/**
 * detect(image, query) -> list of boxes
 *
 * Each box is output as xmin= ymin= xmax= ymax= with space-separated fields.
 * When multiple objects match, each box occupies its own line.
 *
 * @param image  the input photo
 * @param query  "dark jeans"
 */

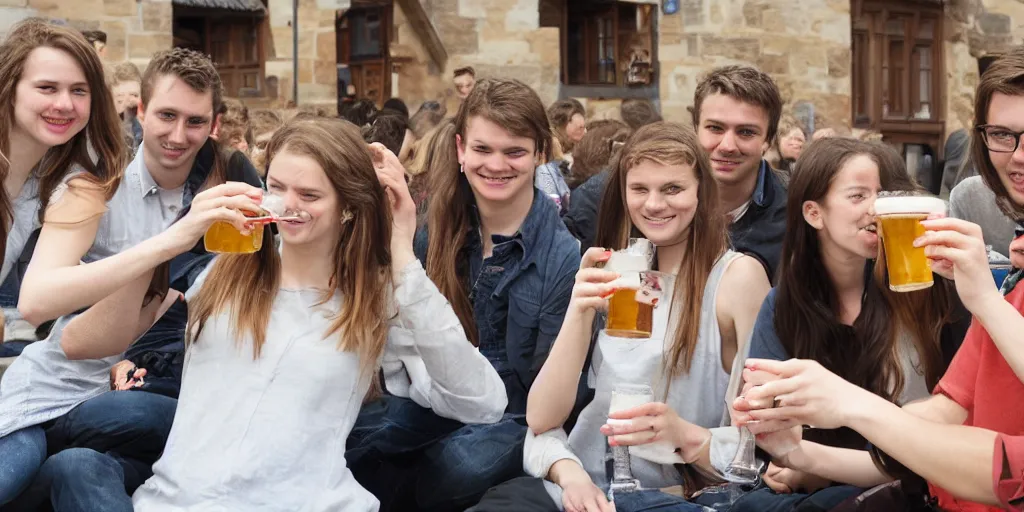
xmin=346 ymin=395 xmax=528 ymax=512
xmin=728 ymin=485 xmax=863 ymax=512
xmin=0 ymin=390 xmax=176 ymax=510
xmin=615 ymin=490 xmax=715 ymax=512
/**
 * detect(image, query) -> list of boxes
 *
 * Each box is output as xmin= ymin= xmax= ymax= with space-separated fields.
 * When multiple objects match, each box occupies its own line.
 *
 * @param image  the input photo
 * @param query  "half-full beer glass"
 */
xmin=204 ymin=194 xmax=306 ymax=254
xmin=875 ymin=191 xmax=946 ymax=292
xmin=605 ymin=239 xmax=666 ymax=338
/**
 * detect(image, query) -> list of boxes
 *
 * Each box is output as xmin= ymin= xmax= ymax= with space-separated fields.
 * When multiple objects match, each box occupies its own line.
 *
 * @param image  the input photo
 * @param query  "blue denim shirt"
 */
xmin=415 ymin=190 xmax=581 ymax=414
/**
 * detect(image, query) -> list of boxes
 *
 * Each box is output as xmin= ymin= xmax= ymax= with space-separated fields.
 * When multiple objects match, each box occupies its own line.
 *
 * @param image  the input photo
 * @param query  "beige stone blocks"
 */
xmin=128 ymin=33 xmax=172 ymax=59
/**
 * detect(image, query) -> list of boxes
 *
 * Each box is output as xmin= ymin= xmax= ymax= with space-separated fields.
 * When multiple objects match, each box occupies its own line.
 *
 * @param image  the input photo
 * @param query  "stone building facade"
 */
xmin=1 ymin=0 xmax=1023 ymax=152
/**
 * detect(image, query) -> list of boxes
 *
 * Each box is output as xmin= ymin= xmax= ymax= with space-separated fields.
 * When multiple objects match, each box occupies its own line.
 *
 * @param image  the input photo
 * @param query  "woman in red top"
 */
xmin=731 ymin=46 xmax=1024 ymax=512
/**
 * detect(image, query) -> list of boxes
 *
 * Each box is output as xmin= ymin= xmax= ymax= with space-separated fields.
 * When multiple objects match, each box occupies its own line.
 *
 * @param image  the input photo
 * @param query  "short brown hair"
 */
xmin=110 ymin=61 xmax=141 ymax=86
xmin=81 ymin=30 xmax=106 ymax=45
xmin=620 ymin=98 xmax=662 ymax=129
xmin=972 ymin=46 xmax=1024 ymax=219
xmin=219 ymin=98 xmax=252 ymax=146
xmin=363 ymin=111 xmax=408 ymax=155
xmin=569 ymin=119 xmax=631 ymax=188
xmin=142 ymin=47 xmax=223 ymax=115
xmin=692 ymin=65 xmax=783 ymax=144
xmin=250 ymin=109 xmax=284 ymax=140
xmin=453 ymin=66 xmax=475 ymax=79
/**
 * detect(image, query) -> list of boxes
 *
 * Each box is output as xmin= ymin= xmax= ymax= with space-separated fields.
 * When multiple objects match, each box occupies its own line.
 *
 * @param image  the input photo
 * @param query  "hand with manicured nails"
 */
xmin=916 ymin=216 xmax=1001 ymax=313
xmin=600 ymin=402 xmax=709 ymax=463
xmin=568 ymin=247 xmax=620 ymax=315
xmin=162 ymin=182 xmax=263 ymax=256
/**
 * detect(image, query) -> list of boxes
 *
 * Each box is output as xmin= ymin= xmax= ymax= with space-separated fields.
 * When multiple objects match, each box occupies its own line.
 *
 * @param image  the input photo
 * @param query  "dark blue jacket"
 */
xmin=414 ymin=190 xmax=581 ymax=414
xmin=730 ymin=161 xmax=787 ymax=282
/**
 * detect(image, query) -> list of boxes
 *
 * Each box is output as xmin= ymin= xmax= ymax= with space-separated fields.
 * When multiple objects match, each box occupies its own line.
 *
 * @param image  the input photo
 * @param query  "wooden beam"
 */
xmin=394 ymin=0 xmax=448 ymax=70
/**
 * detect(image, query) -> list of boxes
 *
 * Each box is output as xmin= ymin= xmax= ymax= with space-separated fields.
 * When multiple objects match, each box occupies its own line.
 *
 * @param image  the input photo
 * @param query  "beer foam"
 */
xmin=874 ymin=195 xmax=946 ymax=216
xmin=606 ymin=252 xmax=649 ymax=274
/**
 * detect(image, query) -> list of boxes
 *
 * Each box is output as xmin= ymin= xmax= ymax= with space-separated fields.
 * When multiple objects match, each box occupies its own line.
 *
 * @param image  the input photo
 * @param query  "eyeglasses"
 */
xmin=976 ymin=124 xmax=1024 ymax=153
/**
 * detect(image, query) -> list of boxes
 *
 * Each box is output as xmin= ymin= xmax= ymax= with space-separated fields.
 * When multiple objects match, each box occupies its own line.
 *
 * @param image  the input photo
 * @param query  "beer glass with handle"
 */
xmin=874 ymin=191 xmax=946 ymax=292
xmin=605 ymin=239 xmax=656 ymax=338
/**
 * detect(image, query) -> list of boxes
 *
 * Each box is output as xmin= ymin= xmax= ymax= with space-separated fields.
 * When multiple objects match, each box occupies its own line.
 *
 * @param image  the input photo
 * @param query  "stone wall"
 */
xmin=263 ymin=0 xmax=339 ymax=108
xmin=0 ymin=0 xmax=173 ymax=70
xmin=656 ymin=0 xmax=852 ymax=131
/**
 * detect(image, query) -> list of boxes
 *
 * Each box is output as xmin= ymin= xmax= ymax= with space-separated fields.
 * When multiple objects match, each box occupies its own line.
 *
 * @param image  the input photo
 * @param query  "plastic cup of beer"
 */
xmin=875 ymin=191 xmax=946 ymax=292
xmin=604 ymin=239 xmax=671 ymax=338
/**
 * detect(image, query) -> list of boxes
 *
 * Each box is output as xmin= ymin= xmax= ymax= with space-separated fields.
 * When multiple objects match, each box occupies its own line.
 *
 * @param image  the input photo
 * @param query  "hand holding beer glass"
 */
xmin=204 ymin=193 xmax=311 ymax=254
xmin=875 ymin=191 xmax=946 ymax=292
xmin=604 ymin=239 xmax=671 ymax=338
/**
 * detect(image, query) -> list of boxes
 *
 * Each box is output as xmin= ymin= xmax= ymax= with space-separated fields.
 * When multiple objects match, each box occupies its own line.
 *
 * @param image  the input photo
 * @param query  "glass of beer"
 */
xmin=875 ymin=191 xmax=946 ymax=292
xmin=204 ymin=194 xmax=306 ymax=254
xmin=605 ymin=239 xmax=671 ymax=338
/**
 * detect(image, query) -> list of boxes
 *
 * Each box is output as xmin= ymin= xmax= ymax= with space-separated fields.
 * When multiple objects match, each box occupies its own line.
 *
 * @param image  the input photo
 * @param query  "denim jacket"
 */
xmin=415 ymin=190 xmax=581 ymax=414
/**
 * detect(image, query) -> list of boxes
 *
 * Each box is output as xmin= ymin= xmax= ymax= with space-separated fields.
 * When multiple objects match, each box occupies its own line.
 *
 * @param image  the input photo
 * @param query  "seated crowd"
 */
xmin=0 ymin=17 xmax=1021 ymax=512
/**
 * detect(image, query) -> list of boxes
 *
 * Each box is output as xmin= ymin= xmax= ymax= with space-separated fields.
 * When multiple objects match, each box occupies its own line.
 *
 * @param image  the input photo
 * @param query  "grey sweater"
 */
xmin=948 ymin=176 xmax=1017 ymax=256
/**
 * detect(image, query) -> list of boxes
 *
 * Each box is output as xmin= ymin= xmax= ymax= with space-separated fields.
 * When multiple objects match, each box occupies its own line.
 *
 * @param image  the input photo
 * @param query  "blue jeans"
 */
xmin=347 ymin=395 xmax=527 ymax=512
xmin=0 ymin=390 xmax=176 ymax=509
xmin=614 ymin=490 xmax=714 ymax=512
xmin=728 ymin=485 xmax=863 ymax=512
xmin=4 ymin=448 xmax=133 ymax=512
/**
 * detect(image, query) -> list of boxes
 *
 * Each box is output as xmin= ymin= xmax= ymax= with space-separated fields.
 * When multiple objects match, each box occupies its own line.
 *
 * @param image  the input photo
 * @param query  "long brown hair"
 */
xmin=776 ymin=138 xmax=952 ymax=413
xmin=0 ymin=19 xmax=126 ymax=258
xmin=595 ymin=122 xmax=728 ymax=377
xmin=188 ymin=118 xmax=393 ymax=378
xmin=971 ymin=46 xmax=1024 ymax=219
xmin=547 ymin=99 xmax=586 ymax=154
xmin=425 ymin=78 xmax=552 ymax=346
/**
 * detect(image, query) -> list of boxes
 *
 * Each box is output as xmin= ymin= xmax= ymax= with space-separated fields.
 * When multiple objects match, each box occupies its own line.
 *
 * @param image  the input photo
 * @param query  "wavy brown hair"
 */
xmin=188 ymin=118 xmax=393 ymax=378
xmin=0 ymin=19 xmax=126 ymax=260
xmin=568 ymin=119 xmax=632 ymax=188
xmin=595 ymin=122 xmax=728 ymax=377
xmin=971 ymin=46 xmax=1024 ymax=219
xmin=776 ymin=138 xmax=955 ymax=447
xmin=425 ymin=78 xmax=552 ymax=346
xmin=547 ymin=99 xmax=586 ymax=154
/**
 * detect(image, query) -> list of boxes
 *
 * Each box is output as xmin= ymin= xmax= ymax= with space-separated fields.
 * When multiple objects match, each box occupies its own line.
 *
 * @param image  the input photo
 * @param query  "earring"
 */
xmin=341 ymin=210 xmax=354 ymax=224
xmin=459 ymin=165 xmax=465 ymax=174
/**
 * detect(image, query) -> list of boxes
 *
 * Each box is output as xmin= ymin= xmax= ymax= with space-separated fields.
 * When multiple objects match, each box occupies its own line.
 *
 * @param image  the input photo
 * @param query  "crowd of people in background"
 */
xmin=0 ymin=16 xmax=1022 ymax=512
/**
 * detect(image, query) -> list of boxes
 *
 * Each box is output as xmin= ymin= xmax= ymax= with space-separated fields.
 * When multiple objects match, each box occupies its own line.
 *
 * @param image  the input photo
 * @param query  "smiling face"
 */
xmin=456 ymin=115 xmax=539 ymax=207
xmin=779 ymin=127 xmax=806 ymax=160
xmin=804 ymin=154 xmax=881 ymax=261
xmin=697 ymin=93 xmax=770 ymax=188
xmin=984 ymin=92 xmax=1024 ymax=207
xmin=138 ymin=74 xmax=215 ymax=176
xmin=12 ymin=47 xmax=92 ymax=151
xmin=624 ymin=160 xmax=700 ymax=248
xmin=265 ymin=148 xmax=340 ymax=251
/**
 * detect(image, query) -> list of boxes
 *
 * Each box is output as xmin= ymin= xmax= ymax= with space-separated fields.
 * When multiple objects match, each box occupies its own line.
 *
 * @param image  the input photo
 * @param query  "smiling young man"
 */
xmin=693 ymin=65 xmax=787 ymax=281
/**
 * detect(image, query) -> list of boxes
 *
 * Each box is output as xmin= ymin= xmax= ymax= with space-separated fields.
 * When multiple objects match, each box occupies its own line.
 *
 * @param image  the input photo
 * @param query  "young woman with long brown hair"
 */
xmin=726 ymin=138 xmax=969 ymax=512
xmin=736 ymin=46 xmax=1024 ymax=512
xmin=129 ymin=117 xmax=504 ymax=510
xmin=510 ymin=121 xmax=770 ymax=512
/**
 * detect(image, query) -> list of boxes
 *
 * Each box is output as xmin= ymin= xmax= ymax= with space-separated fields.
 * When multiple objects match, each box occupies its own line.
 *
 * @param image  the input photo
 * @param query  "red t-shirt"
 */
xmin=994 ymin=434 xmax=1024 ymax=511
xmin=930 ymin=284 xmax=1024 ymax=511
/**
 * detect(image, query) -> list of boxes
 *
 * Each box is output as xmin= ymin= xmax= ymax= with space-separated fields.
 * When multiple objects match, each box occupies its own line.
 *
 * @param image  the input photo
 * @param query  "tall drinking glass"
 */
xmin=607 ymin=383 xmax=653 ymax=498
xmin=875 ymin=191 xmax=946 ymax=292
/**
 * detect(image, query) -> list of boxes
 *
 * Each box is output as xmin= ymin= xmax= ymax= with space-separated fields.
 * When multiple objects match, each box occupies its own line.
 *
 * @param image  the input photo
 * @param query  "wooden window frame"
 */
xmin=172 ymin=8 xmax=268 ymax=99
xmin=851 ymin=0 xmax=944 ymax=139
xmin=561 ymin=1 xmax=654 ymax=88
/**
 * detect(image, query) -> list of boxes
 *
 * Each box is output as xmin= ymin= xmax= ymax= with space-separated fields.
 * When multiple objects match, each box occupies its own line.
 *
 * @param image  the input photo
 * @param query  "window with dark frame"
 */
xmin=851 ymin=0 xmax=943 ymax=128
xmin=563 ymin=0 xmax=654 ymax=87
xmin=172 ymin=11 xmax=267 ymax=98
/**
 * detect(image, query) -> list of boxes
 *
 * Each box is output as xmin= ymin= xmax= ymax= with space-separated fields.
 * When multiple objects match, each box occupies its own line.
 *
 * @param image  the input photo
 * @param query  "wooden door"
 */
xmin=336 ymin=3 xmax=391 ymax=107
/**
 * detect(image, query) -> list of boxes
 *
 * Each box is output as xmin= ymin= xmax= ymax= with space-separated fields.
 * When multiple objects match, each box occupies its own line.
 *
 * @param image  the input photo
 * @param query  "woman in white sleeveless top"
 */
xmin=130 ymin=118 xmax=506 ymax=511
xmin=519 ymin=122 xmax=771 ymax=511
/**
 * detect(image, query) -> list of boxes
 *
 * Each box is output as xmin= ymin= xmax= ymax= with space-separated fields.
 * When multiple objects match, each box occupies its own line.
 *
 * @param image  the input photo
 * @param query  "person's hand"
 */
xmin=731 ymin=369 xmax=802 ymax=459
xmin=762 ymin=463 xmax=829 ymax=494
xmin=370 ymin=143 xmax=417 ymax=264
xmin=109 ymin=360 xmax=146 ymax=391
xmin=916 ymin=216 xmax=1002 ymax=312
xmin=736 ymin=359 xmax=881 ymax=430
xmin=568 ymin=247 xmax=619 ymax=315
xmin=601 ymin=402 xmax=709 ymax=463
xmin=561 ymin=477 xmax=615 ymax=512
xmin=162 ymin=182 xmax=263 ymax=256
